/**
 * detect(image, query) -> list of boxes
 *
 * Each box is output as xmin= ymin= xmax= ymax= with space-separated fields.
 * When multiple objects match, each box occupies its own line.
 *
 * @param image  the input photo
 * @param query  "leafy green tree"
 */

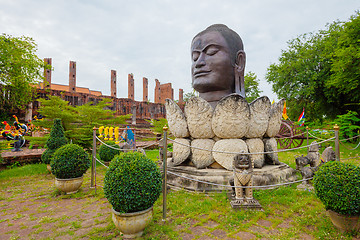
xmin=183 ymin=90 xmax=197 ymax=102
xmin=0 ymin=34 xmax=49 ymax=113
xmin=34 ymin=96 xmax=130 ymax=149
xmin=244 ymin=71 xmax=262 ymax=102
xmin=266 ymin=11 xmax=360 ymax=122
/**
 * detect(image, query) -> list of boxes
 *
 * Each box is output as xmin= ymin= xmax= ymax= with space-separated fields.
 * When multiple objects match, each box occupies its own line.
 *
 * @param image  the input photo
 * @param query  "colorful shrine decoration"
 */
xmin=1 ymin=115 xmax=28 ymax=151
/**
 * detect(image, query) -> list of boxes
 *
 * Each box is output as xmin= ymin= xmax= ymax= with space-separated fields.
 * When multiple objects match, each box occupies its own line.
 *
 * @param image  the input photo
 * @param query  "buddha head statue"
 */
xmin=191 ymin=24 xmax=246 ymax=107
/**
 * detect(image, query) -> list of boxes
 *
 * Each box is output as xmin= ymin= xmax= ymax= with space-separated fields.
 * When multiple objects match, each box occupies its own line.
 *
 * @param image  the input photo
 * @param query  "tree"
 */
xmin=183 ymin=90 xmax=197 ymax=102
xmin=244 ymin=71 xmax=262 ymax=102
xmin=266 ymin=11 xmax=360 ymax=122
xmin=0 ymin=34 xmax=49 ymax=113
xmin=34 ymin=96 xmax=130 ymax=149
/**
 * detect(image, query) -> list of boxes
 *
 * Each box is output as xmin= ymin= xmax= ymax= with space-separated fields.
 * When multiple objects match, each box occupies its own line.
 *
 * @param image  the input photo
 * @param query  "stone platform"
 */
xmin=166 ymin=162 xmax=297 ymax=192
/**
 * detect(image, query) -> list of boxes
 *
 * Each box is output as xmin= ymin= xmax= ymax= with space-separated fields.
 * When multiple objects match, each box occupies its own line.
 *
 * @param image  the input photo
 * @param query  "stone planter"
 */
xmin=112 ymin=206 xmax=153 ymax=238
xmin=55 ymin=176 xmax=83 ymax=194
xmin=328 ymin=210 xmax=360 ymax=233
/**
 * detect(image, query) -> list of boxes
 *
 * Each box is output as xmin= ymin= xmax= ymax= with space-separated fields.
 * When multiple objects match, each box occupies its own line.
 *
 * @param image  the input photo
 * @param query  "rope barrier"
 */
xmin=167 ymin=137 xmax=335 ymax=155
xmin=95 ymin=157 xmax=109 ymax=168
xmin=307 ymin=131 xmax=334 ymax=141
xmin=167 ymin=170 xmax=313 ymax=189
xmin=339 ymin=134 xmax=360 ymax=142
xmin=96 ymin=136 xmax=134 ymax=151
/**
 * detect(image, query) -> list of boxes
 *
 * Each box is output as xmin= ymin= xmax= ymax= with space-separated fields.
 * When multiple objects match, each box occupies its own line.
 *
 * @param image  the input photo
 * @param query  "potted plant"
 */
xmin=51 ymin=143 xmax=91 ymax=194
xmin=104 ymin=151 xmax=162 ymax=238
xmin=99 ymin=141 xmax=121 ymax=164
xmin=41 ymin=118 xmax=68 ymax=172
xmin=313 ymin=161 xmax=360 ymax=232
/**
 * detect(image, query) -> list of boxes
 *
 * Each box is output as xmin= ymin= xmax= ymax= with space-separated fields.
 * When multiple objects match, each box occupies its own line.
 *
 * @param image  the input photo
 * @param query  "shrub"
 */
xmin=51 ymin=144 xmax=90 ymax=179
xmin=104 ymin=152 xmax=162 ymax=213
xmin=41 ymin=119 xmax=67 ymax=164
xmin=313 ymin=161 xmax=360 ymax=215
xmin=99 ymin=141 xmax=121 ymax=162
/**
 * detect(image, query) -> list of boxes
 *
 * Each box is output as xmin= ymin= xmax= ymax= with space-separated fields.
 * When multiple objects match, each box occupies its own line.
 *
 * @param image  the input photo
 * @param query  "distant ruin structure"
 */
xmin=31 ymin=58 xmax=182 ymax=122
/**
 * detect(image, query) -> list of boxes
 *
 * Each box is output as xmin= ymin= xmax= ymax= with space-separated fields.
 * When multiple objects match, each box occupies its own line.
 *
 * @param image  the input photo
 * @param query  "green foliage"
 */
xmin=0 ymin=163 xmax=47 ymax=180
xmin=244 ymin=71 xmax=262 ymax=102
xmin=266 ymin=11 xmax=360 ymax=122
xmin=98 ymin=141 xmax=121 ymax=162
xmin=104 ymin=151 xmax=162 ymax=213
xmin=34 ymin=96 xmax=130 ymax=149
xmin=313 ymin=161 xmax=360 ymax=215
xmin=183 ymin=90 xmax=197 ymax=102
xmin=50 ymin=144 xmax=90 ymax=179
xmin=332 ymin=111 xmax=360 ymax=141
xmin=41 ymin=119 xmax=68 ymax=164
xmin=147 ymin=118 xmax=168 ymax=134
xmin=0 ymin=34 xmax=50 ymax=112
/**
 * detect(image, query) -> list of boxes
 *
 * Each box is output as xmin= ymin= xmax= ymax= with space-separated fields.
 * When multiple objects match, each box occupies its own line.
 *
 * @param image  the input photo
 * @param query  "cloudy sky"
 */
xmin=1 ymin=0 xmax=359 ymax=102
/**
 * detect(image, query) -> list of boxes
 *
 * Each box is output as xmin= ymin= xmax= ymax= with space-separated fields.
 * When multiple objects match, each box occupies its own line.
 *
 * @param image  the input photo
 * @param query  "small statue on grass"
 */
xmin=229 ymin=154 xmax=262 ymax=210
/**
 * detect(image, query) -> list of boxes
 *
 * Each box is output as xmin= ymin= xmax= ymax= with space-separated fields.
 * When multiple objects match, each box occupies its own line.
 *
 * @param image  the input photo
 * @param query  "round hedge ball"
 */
xmin=99 ymin=141 xmax=121 ymax=162
xmin=51 ymin=143 xmax=91 ymax=179
xmin=104 ymin=151 xmax=162 ymax=213
xmin=313 ymin=161 xmax=360 ymax=215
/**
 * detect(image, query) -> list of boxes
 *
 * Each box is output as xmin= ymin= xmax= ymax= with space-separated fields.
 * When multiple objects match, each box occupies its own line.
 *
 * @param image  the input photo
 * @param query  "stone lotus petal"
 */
xmin=191 ymin=139 xmax=215 ymax=169
xmin=212 ymin=139 xmax=248 ymax=170
xmin=212 ymin=94 xmax=250 ymax=139
xmin=165 ymin=99 xmax=189 ymax=138
xmin=246 ymin=138 xmax=265 ymax=169
xmin=265 ymin=99 xmax=285 ymax=138
xmin=184 ymin=97 xmax=214 ymax=139
xmin=171 ymin=138 xmax=191 ymax=166
xmin=245 ymin=96 xmax=271 ymax=138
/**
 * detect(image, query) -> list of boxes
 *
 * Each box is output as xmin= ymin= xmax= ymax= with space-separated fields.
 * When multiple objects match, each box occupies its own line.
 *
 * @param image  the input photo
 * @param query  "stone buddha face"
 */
xmin=191 ymin=31 xmax=235 ymax=94
xmin=191 ymin=24 xmax=246 ymax=107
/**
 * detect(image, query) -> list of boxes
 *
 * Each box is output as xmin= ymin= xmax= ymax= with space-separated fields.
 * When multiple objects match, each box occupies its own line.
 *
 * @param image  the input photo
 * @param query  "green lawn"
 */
xmin=0 ymin=140 xmax=359 ymax=239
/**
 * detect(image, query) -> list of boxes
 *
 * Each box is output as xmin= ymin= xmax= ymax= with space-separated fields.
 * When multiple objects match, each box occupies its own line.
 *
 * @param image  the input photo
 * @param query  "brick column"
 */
xmin=128 ymin=73 xmax=134 ymax=100
xmin=160 ymin=83 xmax=173 ymax=104
xmin=154 ymin=79 xmax=161 ymax=103
xmin=179 ymin=88 xmax=184 ymax=104
xmin=69 ymin=61 xmax=76 ymax=93
xmin=143 ymin=77 xmax=148 ymax=102
xmin=43 ymin=58 xmax=52 ymax=89
xmin=111 ymin=70 xmax=117 ymax=98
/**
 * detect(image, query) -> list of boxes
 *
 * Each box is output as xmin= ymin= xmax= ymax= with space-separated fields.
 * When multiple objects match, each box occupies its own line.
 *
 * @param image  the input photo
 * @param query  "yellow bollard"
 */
xmin=114 ymin=127 xmax=120 ymax=144
xmin=109 ymin=127 xmax=114 ymax=141
xmin=98 ymin=126 xmax=104 ymax=138
xmin=104 ymin=127 xmax=109 ymax=140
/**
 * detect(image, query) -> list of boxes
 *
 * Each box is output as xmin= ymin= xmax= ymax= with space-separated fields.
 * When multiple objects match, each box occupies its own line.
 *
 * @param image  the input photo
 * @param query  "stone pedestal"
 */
xmin=166 ymin=162 xmax=297 ymax=192
xmin=229 ymin=197 xmax=262 ymax=210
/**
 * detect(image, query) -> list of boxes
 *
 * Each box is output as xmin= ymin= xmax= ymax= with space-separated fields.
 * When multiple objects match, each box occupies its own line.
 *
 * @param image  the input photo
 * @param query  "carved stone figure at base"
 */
xmin=229 ymin=154 xmax=262 ymax=210
xmin=231 ymin=154 xmax=253 ymax=200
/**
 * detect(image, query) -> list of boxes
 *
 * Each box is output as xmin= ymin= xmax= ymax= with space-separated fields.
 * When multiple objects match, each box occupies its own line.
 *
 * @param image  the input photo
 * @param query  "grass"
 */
xmin=0 ymin=139 xmax=359 ymax=239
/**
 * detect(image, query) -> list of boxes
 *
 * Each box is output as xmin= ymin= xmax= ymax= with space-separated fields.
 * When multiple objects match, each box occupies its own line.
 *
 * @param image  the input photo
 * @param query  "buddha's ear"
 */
xmin=235 ymin=50 xmax=246 ymax=72
xmin=234 ymin=50 xmax=246 ymax=97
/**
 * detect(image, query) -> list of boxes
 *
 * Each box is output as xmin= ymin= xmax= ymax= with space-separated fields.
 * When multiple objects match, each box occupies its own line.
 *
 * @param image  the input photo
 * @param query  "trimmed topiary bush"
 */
xmin=104 ymin=151 xmax=162 ymax=213
xmin=313 ymin=161 xmax=360 ymax=215
xmin=41 ymin=119 xmax=68 ymax=164
xmin=99 ymin=141 xmax=121 ymax=162
xmin=51 ymin=143 xmax=90 ymax=179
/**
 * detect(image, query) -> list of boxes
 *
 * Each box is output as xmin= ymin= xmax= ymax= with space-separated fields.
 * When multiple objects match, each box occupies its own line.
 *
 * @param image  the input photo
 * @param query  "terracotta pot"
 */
xmin=112 ymin=206 xmax=153 ymax=238
xmin=46 ymin=164 xmax=52 ymax=173
xmin=55 ymin=176 xmax=83 ymax=194
xmin=328 ymin=210 xmax=360 ymax=233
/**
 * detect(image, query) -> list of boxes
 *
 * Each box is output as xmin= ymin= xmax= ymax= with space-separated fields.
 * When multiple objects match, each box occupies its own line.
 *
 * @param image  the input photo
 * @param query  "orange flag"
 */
xmin=282 ymin=101 xmax=289 ymax=120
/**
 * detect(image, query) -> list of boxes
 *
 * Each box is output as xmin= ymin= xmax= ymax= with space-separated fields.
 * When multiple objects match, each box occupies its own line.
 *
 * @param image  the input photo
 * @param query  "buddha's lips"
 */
xmin=194 ymin=70 xmax=211 ymax=77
